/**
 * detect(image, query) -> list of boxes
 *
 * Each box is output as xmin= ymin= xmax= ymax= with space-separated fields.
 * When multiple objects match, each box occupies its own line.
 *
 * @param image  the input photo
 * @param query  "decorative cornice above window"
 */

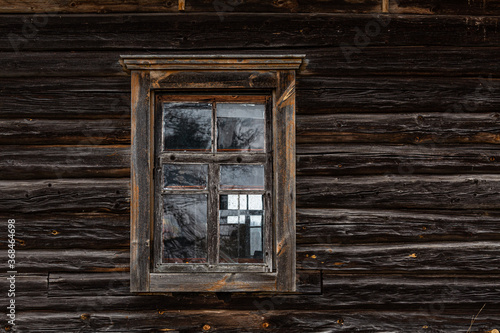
xmin=120 ymin=54 xmax=305 ymax=72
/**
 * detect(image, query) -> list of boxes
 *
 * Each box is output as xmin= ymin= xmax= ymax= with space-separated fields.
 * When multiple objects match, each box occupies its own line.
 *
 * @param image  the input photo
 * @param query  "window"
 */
xmin=155 ymin=94 xmax=272 ymax=273
xmin=121 ymin=55 xmax=304 ymax=292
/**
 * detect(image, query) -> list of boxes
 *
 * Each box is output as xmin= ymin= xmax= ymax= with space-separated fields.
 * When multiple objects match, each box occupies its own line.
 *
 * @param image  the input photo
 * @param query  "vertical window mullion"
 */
xmin=207 ymin=101 xmax=219 ymax=265
xmin=264 ymin=96 xmax=274 ymax=272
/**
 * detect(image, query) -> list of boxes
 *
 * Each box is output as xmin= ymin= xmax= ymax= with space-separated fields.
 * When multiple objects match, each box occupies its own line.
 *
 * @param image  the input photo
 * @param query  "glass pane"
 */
xmin=219 ymin=194 xmax=264 ymax=263
xmin=162 ymin=194 xmax=207 ymax=263
xmin=163 ymin=164 xmax=208 ymax=190
xmin=217 ymin=103 xmax=265 ymax=152
xmin=220 ymin=165 xmax=265 ymax=190
xmin=163 ymin=102 xmax=212 ymax=151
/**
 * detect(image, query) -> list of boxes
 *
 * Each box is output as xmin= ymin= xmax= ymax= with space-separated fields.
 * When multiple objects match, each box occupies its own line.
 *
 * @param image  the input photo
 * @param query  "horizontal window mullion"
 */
xmin=161 ymin=190 xmax=209 ymax=194
xmin=159 ymin=152 xmax=268 ymax=164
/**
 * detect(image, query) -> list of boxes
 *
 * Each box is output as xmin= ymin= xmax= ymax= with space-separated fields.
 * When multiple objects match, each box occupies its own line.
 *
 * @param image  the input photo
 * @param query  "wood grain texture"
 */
xmin=0 ymin=179 xmax=130 ymax=213
xmin=0 ymin=249 xmax=129 ymax=273
xmin=1 ymin=14 xmax=500 ymax=52
xmin=390 ymin=0 xmax=500 ymax=15
xmin=297 ymin=76 xmax=500 ymax=114
xmin=2 ymin=48 xmax=500 ymax=78
xmin=297 ymin=144 xmax=500 ymax=176
xmin=0 ymin=118 xmax=130 ymax=145
xmin=274 ymin=70 xmax=297 ymax=291
xmin=48 ymin=270 xmax=320 ymax=296
xmin=0 ymin=213 xmax=129 ymax=249
xmin=129 ymin=70 xmax=151 ymax=292
xmin=297 ymin=113 xmax=500 ymax=144
xmin=297 ymin=175 xmax=500 ymax=210
xmin=3 ymin=308 xmax=500 ymax=332
xmin=4 ymin=242 xmax=499 ymax=275
xmin=0 ymin=274 xmax=47 ymax=297
xmin=3 ymin=75 xmax=499 ymax=118
xmin=0 ymin=0 xmax=382 ymax=14
xmin=0 ymin=146 xmax=130 ymax=180
xmin=297 ymin=208 xmax=500 ymax=244
xmin=298 ymin=241 xmax=500 ymax=272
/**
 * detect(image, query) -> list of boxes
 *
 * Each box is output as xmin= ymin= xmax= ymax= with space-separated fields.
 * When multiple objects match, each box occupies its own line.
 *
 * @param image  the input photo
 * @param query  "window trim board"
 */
xmin=124 ymin=55 xmax=304 ymax=293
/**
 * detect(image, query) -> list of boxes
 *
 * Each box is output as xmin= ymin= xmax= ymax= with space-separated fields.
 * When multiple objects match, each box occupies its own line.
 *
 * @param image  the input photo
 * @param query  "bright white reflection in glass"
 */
xmin=219 ymin=194 xmax=264 ymax=263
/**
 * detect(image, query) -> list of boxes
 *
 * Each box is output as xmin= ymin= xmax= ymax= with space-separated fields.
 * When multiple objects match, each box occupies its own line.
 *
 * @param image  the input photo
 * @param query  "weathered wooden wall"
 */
xmin=0 ymin=0 xmax=500 ymax=331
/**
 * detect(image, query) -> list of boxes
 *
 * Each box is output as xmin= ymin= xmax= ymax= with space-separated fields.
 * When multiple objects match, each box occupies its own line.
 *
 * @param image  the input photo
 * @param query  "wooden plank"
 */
xmin=298 ymin=241 xmax=500 ymax=272
xmin=150 ymin=70 xmax=277 ymax=89
xmin=0 ymin=92 xmax=130 ymax=118
xmin=0 ymin=249 xmax=129 ymax=273
xmin=390 ymin=0 xmax=500 ymax=15
xmin=297 ymin=144 xmax=500 ymax=176
xmin=297 ymin=175 xmax=500 ymax=210
xmin=0 ymin=146 xmax=130 ymax=180
xmin=129 ymin=70 xmax=151 ymax=292
xmin=1 ymin=48 xmax=500 ymax=78
xmin=297 ymin=208 xmax=500 ymax=244
xmin=48 ymin=270 xmax=320 ymax=296
xmin=5 ymin=309 xmax=500 ymax=332
xmin=274 ymin=70 xmax=297 ymax=292
xmin=2 ymin=76 xmax=499 ymax=117
xmin=321 ymin=275 xmax=500 ymax=306
xmin=150 ymin=272 xmax=278 ymax=292
xmin=0 ymin=76 xmax=129 ymax=93
xmin=0 ymin=0 xmax=381 ymax=14
xmin=1 ymin=14 xmax=500 ymax=52
xmin=0 ymin=213 xmax=129 ymax=250
xmin=297 ymin=76 xmax=500 ymax=114
xmin=0 ymin=118 xmax=130 ymax=145
xmin=0 ymin=179 xmax=130 ymax=213
xmin=297 ymin=113 xmax=500 ymax=144
xmin=0 ymin=273 xmax=47 ymax=297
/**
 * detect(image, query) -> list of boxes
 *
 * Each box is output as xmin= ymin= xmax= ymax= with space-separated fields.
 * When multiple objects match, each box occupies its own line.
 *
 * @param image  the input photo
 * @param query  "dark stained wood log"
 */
xmin=1 ymin=14 xmax=500 ymax=52
xmin=0 ymin=146 xmax=130 ymax=180
xmin=298 ymin=241 xmax=500 ymax=272
xmin=0 ymin=76 xmax=129 ymax=93
xmin=48 ymin=270 xmax=320 ymax=297
xmin=2 ymin=48 xmax=500 ymax=78
xmin=0 ymin=118 xmax=130 ymax=145
xmin=297 ymin=175 xmax=500 ymax=210
xmin=390 ymin=0 xmax=500 ymax=15
xmin=3 ymin=308 xmax=500 ymax=332
xmin=1 ymin=207 xmax=498 ymax=251
xmin=4 ymin=242 xmax=499 ymax=274
xmin=297 ymin=113 xmax=500 ymax=144
xmin=0 ymin=76 xmax=130 ymax=118
xmin=297 ymin=76 xmax=500 ymax=114
xmin=321 ymin=275 xmax=500 ymax=307
xmin=1 ymin=76 xmax=499 ymax=117
xmin=297 ymin=144 xmax=500 ymax=176
xmin=0 ymin=249 xmax=129 ymax=273
xmin=0 ymin=0 xmax=381 ymax=14
xmin=0 ymin=274 xmax=47 ymax=297
xmin=297 ymin=208 xmax=500 ymax=244
xmin=0 ymin=179 xmax=129 ymax=213
xmin=0 ymin=92 xmax=131 ymax=118
xmin=0 ymin=213 xmax=129 ymax=250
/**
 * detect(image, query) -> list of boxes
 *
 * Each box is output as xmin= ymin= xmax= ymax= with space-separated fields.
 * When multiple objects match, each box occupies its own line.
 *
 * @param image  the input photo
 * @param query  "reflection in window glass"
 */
xmin=220 ymin=165 xmax=265 ymax=190
xmin=163 ymin=164 xmax=208 ymax=190
xmin=163 ymin=102 xmax=212 ymax=151
xmin=217 ymin=103 xmax=265 ymax=152
xmin=162 ymin=194 xmax=207 ymax=263
xmin=219 ymin=194 xmax=264 ymax=263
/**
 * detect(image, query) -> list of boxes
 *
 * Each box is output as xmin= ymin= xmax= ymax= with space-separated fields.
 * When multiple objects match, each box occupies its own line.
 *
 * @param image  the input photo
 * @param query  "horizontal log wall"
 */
xmin=0 ymin=1 xmax=499 ymax=332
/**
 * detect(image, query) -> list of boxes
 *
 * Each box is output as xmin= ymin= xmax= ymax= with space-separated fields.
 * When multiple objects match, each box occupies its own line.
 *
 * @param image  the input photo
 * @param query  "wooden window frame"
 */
xmin=153 ymin=94 xmax=273 ymax=274
xmin=121 ymin=55 xmax=304 ymax=292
